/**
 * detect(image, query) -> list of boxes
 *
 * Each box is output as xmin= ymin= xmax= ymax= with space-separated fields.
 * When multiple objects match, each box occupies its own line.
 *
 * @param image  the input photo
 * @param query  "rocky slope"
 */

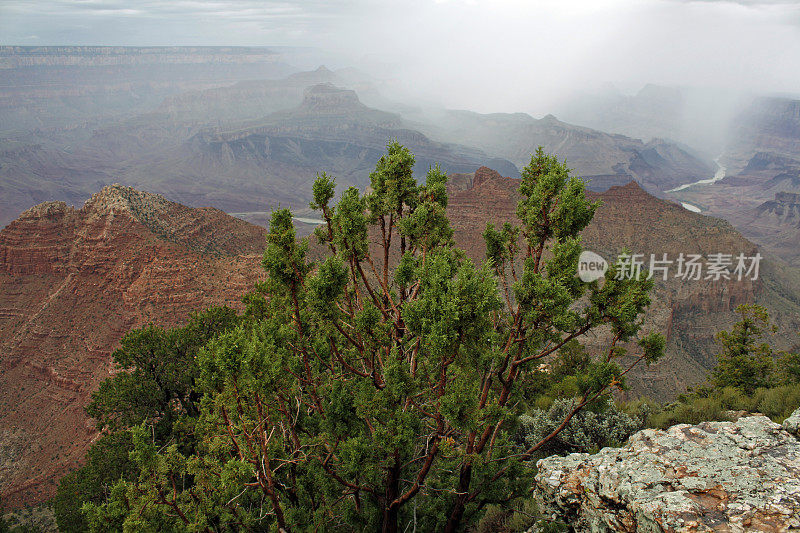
xmin=445 ymin=170 xmax=800 ymax=399
xmin=0 ymin=80 xmax=518 ymax=228
xmin=534 ymin=409 xmax=800 ymax=532
xmin=736 ymin=192 xmax=800 ymax=267
xmin=0 ymin=186 xmax=266 ymax=508
xmin=420 ymin=110 xmax=714 ymax=193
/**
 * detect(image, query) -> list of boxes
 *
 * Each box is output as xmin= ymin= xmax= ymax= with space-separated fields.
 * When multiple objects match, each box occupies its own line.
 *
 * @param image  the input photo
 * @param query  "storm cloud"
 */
xmin=2 ymin=0 xmax=799 ymax=114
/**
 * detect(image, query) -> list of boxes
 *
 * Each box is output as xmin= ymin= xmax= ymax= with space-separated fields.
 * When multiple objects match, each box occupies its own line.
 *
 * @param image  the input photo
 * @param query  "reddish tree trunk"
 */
xmin=442 ymin=463 xmax=472 ymax=533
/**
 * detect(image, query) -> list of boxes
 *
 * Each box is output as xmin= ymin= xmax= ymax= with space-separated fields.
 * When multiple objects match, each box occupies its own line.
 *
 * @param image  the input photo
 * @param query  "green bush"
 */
xmin=0 ymin=498 xmax=8 ymax=533
xmin=519 ymin=398 xmax=642 ymax=455
xmin=632 ymin=384 xmax=800 ymax=430
xmin=53 ymin=432 xmax=134 ymax=533
xmin=647 ymin=396 xmax=730 ymax=429
xmin=53 ymin=307 xmax=239 ymax=532
xmin=777 ymin=351 xmax=800 ymax=385
xmin=471 ymin=499 xmax=564 ymax=533
xmin=752 ymin=384 xmax=800 ymax=421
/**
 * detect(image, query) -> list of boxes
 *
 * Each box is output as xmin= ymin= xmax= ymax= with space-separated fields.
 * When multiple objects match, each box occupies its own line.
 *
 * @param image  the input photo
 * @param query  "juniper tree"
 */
xmin=87 ymin=143 xmax=663 ymax=532
xmin=58 ymin=307 xmax=240 ymax=533
xmin=86 ymin=306 xmax=240 ymax=434
xmin=711 ymin=304 xmax=776 ymax=394
xmin=0 ymin=497 xmax=8 ymax=533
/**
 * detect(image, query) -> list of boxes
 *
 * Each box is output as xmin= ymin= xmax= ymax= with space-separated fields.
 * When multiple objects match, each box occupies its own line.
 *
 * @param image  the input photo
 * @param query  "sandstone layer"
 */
xmin=0 ymin=186 xmax=266 ymax=508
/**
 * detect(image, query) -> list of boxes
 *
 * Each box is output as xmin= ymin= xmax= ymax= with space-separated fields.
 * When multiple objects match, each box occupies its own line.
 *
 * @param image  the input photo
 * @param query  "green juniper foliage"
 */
xmin=53 ymin=307 xmax=240 ymax=533
xmin=626 ymin=305 xmax=800 ymax=429
xmin=710 ymin=304 xmax=776 ymax=395
xmin=0 ymin=498 xmax=8 ymax=533
xmin=53 ymin=432 xmax=136 ymax=533
xmin=76 ymin=143 xmax=662 ymax=532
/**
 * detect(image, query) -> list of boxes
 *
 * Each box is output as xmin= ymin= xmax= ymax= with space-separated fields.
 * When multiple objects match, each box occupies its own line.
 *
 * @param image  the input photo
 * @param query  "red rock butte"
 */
xmin=0 ymin=185 xmax=266 ymax=508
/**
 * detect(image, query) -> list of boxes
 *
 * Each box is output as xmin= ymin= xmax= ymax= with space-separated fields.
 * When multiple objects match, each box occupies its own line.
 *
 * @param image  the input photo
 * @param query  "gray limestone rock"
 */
xmin=534 ymin=414 xmax=800 ymax=532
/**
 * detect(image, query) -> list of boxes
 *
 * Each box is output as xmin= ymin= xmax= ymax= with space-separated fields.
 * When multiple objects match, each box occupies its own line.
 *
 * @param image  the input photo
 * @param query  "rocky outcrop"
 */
xmin=472 ymin=166 xmax=503 ymax=188
xmin=740 ymin=152 xmax=800 ymax=176
xmin=157 ymin=66 xmax=355 ymax=122
xmin=184 ymin=85 xmax=518 ymax=198
xmin=534 ymin=411 xmax=800 ymax=532
xmin=755 ymin=192 xmax=800 ymax=228
xmin=445 ymin=166 xmax=503 ymax=193
xmin=299 ymin=83 xmax=365 ymax=114
xmin=0 ymin=186 xmax=266 ymax=508
xmin=784 ymin=409 xmax=800 ymax=439
xmin=724 ymin=191 xmax=800 ymax=267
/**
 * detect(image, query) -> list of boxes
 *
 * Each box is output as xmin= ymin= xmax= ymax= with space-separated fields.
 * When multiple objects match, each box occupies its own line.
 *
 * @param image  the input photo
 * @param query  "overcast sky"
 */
xmin=2 ymin=0 xmax=799 ymax=113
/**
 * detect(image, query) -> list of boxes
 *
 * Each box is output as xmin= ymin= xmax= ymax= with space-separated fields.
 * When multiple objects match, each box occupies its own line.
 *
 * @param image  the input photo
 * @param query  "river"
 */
xmin=667 ymin=156 xmax=726 ymax=213
xmin=668 ymin=156 xmax=726 ymax=193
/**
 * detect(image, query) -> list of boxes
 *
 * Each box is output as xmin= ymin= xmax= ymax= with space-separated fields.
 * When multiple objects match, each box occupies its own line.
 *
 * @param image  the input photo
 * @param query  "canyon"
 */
xmin=1 ymin=48 xmax=799 ymax=526
xmin=1 ymin=55 xmax=720 ymax=231
xmin=446 ymin=168 xmax=800 ymax=399
xmin=2 ymin=170 xmax=799 ymax=510
xmin=558 ymin=84 xmax=800 ymax=267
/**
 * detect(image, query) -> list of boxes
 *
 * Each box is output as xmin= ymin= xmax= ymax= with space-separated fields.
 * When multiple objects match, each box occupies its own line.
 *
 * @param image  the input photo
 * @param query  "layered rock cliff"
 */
xmin=418 ymin=109 xmax=715 ymax=192
xmin=727 ymin=97 xmax=800 ymax=172
xmin=0 ymin=186 xmax=266 ymax=508
xmin=445 ymin=171 xmax=800 ymax=399
xmin=758 ymin=192 xmax=800 ymax=225
xmin=735 ymin=192 xmax=800 ymax=267
xmin=534 ymin=409 xmax=800 ymax=532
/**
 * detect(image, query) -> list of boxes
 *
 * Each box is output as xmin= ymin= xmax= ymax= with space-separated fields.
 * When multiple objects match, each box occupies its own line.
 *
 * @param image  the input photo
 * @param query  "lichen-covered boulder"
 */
xmin=534 ymin=415 xmax=800 ymax=532
xmin=783 ymin=407 xmax=800 ymax=439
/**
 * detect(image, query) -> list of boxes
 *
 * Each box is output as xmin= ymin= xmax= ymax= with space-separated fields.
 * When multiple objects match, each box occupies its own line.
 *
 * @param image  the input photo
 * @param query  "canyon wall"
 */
xmin=0 ymin=186 xmax=266 ymax=508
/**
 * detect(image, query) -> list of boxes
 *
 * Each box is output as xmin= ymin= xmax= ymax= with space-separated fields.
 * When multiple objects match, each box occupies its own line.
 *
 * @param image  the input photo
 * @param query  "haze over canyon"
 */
xmin=2 ymin=2 xmax=800 ymax=529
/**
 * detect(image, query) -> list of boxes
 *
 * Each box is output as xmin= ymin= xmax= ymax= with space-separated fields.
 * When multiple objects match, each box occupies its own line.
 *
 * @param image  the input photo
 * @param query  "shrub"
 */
xmin=639 ymin=384 xmax=800 ymax=429
xmin=519 ymin=397 xmax=642 ymax=455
